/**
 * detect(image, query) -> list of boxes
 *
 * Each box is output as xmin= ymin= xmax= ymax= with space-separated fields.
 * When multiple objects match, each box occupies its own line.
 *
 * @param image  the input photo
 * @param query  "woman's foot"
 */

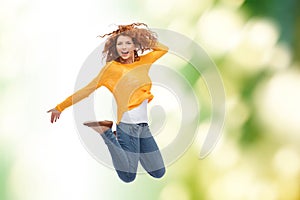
xmin=83 ymin=120 xmax=113 ymax=128
xmin=83 ymin=120 xmax=113 ymax=134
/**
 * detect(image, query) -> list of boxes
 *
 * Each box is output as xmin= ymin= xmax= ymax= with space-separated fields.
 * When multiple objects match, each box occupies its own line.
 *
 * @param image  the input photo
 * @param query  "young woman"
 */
xmin=47 ymin=23 xmax=169 ymax=183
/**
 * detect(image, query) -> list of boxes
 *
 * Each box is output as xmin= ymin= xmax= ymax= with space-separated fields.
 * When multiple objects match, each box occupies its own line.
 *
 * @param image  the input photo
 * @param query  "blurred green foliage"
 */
xmin=1 ymin=0 xmax=299 ymax=199
xmin=243 ymin=0 xmax=300 ymax=57
xmin=151 ymin=0 xmax=300 ymax=199
xmin=0 ymin=146 xmax=12 ymax=200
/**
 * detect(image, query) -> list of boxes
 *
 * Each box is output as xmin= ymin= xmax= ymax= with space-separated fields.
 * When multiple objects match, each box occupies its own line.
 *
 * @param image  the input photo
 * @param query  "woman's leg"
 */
xmin=139 ymin=125 xmax=165 ymax=178
xmin=114 ymin=123 xmax=140 ymax=182
xmin=92 ymin=123 xmax=140 ymax=183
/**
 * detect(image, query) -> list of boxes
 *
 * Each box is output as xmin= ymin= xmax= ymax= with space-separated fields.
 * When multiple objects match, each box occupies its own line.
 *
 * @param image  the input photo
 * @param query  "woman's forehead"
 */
xmin=116 ymin=35 xmax=133 ymax=42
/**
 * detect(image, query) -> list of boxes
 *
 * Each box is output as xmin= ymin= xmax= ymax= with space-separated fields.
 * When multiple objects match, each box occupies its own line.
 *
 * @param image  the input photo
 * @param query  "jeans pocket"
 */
xmin=117 ymin=122 xmax=131 ymax=135
xmin=118 ymin=122 xmax=140 ymax=137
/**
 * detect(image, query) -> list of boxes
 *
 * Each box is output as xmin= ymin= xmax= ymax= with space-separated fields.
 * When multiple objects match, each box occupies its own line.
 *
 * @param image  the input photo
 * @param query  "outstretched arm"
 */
xmin=47 ymin=64 xmax=108 ymax=123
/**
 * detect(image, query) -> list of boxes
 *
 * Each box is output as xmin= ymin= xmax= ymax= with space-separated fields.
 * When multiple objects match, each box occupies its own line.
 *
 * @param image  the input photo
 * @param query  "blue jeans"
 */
xmin=101 ymin=122 xmax=165 ymax=183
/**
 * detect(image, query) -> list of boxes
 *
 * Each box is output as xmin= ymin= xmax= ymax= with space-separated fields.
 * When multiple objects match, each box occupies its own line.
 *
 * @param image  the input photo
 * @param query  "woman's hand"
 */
xmin=47 ymin=108 xmax=61 ymax=123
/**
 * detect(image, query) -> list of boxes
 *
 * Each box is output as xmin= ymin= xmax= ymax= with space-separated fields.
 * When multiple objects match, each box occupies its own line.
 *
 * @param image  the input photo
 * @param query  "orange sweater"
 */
xmin=55 ymin=42 xmax=168 ymax=123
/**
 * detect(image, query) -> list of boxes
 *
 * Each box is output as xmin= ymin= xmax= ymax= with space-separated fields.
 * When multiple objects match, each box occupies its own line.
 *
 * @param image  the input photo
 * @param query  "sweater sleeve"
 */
xmin=55 ymin=66 xmax=107 ymax=112
xmin=143 ymin=41 xmax=169 ymax=63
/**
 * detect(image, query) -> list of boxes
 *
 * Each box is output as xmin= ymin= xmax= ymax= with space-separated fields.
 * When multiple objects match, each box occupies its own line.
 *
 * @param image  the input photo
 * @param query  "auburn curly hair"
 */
xmin=98 ymin=23 xmax=158 ymax=63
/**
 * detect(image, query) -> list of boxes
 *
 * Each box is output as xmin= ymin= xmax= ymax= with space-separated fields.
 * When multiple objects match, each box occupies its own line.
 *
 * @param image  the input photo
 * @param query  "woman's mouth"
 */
xmin=121 ymin=51 xmax=129 ymax=55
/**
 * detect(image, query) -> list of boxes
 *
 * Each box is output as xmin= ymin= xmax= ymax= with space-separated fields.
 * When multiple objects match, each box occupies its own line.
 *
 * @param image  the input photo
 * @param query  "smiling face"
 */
xmin=116 ymin=35 xmax=136 ymax=63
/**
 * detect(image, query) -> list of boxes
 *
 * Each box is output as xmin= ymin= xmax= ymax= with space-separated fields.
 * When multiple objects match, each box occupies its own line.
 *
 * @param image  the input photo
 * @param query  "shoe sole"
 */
xmin=83 ymin=120 xmax=113 ymax=128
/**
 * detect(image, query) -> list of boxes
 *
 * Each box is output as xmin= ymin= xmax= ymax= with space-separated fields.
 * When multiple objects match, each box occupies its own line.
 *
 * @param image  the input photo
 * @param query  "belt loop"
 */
xmin=137 ymin=123 xmax=148 ymax=127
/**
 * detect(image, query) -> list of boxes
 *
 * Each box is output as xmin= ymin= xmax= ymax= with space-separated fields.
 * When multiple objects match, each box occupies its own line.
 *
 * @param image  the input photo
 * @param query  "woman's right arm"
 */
xmin=47 ymin=65 xmax=108 ymax=123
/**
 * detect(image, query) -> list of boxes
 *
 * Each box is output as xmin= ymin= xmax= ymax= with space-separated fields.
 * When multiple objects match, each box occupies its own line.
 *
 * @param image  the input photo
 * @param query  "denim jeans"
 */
xmin=101 ymin=122 xmax=165 ymax=183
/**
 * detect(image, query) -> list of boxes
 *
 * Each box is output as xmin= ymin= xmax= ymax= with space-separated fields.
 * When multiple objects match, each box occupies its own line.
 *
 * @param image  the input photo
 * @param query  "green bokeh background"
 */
xmin=1 ymin=0 xmax=300 ymax=199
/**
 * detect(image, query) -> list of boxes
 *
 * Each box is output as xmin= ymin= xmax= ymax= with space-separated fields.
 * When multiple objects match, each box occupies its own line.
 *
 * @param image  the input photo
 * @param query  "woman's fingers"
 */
xmin=48 ymin=108 xmax=61 ymax=123
xmin=55 ymin=113 xmax=60 ymax=122
xmin=51 ymin=113 xmax=57 ymax=123
xmin=50 ymin=113 xmax=55 ymax=123
xmin=55 ymin=113 xmax=60 ymax=123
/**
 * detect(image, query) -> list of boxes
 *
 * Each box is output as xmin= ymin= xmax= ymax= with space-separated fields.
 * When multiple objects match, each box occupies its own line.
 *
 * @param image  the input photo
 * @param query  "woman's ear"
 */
xmin=135 ymin=42 xmax=141 ymax=50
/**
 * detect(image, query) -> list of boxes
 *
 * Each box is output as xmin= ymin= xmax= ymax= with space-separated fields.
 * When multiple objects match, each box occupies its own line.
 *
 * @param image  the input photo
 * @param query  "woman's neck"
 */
xmin=118 ymin=57 xmax=135 ymax=64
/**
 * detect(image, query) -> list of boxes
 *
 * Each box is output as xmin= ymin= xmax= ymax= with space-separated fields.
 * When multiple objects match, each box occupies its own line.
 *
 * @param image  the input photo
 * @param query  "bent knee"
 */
xmin=117 ymin=171 xmax=136 ymax=183
xmin=150 ymin=167 xmax=166 ymax=179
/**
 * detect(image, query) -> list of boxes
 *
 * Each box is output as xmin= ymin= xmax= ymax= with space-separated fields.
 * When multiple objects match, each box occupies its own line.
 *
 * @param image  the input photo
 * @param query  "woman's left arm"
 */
xmin=151 ymin=41 xmax=169 ymax=52
xmin=148 ymin=41 xmax=169 ymax=61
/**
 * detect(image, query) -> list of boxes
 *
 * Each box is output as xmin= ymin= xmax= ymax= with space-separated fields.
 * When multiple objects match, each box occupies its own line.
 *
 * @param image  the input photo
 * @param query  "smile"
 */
xmin=121 ymin=51 xmax=129 ymax=55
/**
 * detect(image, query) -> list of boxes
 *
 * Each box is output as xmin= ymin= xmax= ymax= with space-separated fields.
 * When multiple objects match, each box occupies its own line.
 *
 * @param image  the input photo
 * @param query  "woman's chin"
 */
xmin=120 ymin=56 xmax=132 ymax=61
xmin=121 ymin=56 xmax=129 ymax=60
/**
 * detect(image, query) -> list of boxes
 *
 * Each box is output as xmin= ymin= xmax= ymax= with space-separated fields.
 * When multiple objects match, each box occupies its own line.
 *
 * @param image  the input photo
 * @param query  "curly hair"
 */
xmin=98 ymin=23 xmax=158 ymax=63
